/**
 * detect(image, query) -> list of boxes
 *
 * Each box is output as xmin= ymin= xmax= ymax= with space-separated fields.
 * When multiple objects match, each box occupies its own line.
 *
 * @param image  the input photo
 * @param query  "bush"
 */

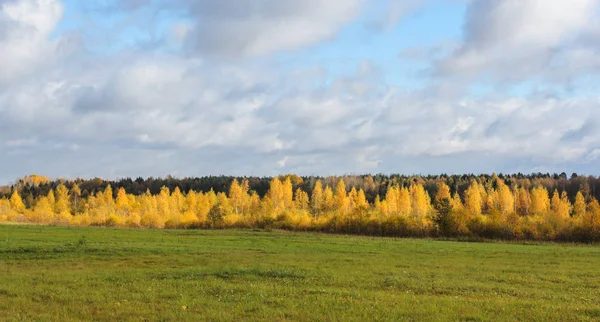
xmin=207 ymin=204 xmax=228 ymax=228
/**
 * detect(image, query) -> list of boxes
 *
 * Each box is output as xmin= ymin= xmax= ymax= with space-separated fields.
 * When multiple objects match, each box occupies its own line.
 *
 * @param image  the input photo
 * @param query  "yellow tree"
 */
xmin=171 ymin=187 xmax=185 ymax=215
xmin=385 ymin=186 xmax=399 ymax=216
xmin=103 ymin=185 xmax=115 ymax=208
xmin=54 ymin=184 xmax=71 ymax=215
xmin=157 ymin=186 xmax=171 ymax=223
xmin=322 ymin=186 xmax=334 ymax=211
xmin=185 ymin=190 xmax=198 ymax=214
xmin=583 ymin=198 xmax=600 ymax=233
xmin=465 ymin=181 xmax=482 ymax=216
xmin=115 ymin=187 xmax=131 ymax=215
xmin=398 ymin=187 xmax=412 ymax=217
xmin=530 ymin=187 xmax=550 ymax=216
xmin=0 ymin=198 xmax=10 ymax=221
xmin=450 ymin=192 xmax=463 ymax=211
xmin=33 ymin=196 xmax=54 ymax=224
xmin=70 ymin=183 xmax=82 ymax=214
xmin=515 ymin=186 xmax=531 ymax=216
xmin=282 ymin=177 xmax=294 ymax=210
xmin=544 ymin=189 xmax=572 ymax=237
xmin=334 ymin=179 xmax=348 ymax=215
xmin=310 ymin=180 xmax=324 ymax=216
xmin=240 ymin=179 xmax=250 ymax=216
xmin=179 ymin=190 xmax=198 ymax=227
xmin=355 ymin=189 xmax=369 ymax=210
xmin=560 ymin=191 xmax=572 ymax=218
xmin=228 ymin=179 xmax=243 ymax=215
xmin=139 ymin=189 xmax=159 ymax=228
xmin=323 ymin=185 xmax=335 ymax=213
xmin=410 ymin=184 xmax=431 ymax=221
xmin=248 ymin=192 xmax=261 ymax=216
xmin=294 ymin=188 xmax=310 ymax=211
xmin=550 ymin=190 xmax=560 ymax=213
xmin=378 ymin=199 xmax=389 ymax=217
xmin=478 ymin=182 xmax=489 ymax=213
xmin=195 ymin=191 xmax=214 ymax=223
xmin=347 ymin=187 xmax=357 ymax=211
xmin=9 ymin=190 xmax=26 ymax=213
xmin=374 ymin=195 xmax=382 ymax=215
xmin=216 ymin=192 xmax=232 ymax=215
xmin=573 ymin=191 xmax=586 ymax=218
xmin=496 ymin=181 xmax=514 ymax=215
xmin=486 ymin=188 xmax=499 ymax=212
xmin=94 ymin=185 xmax=115 ymax=223
xmin=435 ymin=183 xmax=451 ymax=205
xmin=551 ymin=190 xmax=571 ymax=220
xmin=267 ymin=178 xmax=284 ymax=214
xmin=47 ymin=189 xmax=56 ymax=214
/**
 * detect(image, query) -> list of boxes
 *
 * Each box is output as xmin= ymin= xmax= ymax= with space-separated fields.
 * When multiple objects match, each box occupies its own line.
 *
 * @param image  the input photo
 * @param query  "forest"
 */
xmin=1 ymin=173 xmax=599 ymax=242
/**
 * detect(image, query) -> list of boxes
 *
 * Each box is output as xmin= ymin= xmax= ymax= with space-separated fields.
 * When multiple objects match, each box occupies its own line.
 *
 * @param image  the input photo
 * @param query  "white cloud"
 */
xmin=437 ymin=0 xmax=598 ymax=82
xmin=0 ymin=0 xmax=65 ymax=85
xmin=183 ymin=0 xmax=364 ymax=57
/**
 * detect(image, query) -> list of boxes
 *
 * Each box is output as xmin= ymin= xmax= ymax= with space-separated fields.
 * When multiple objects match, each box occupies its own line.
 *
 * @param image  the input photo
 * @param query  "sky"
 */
xmin=1 ymin=0 xmax=600 ymax=184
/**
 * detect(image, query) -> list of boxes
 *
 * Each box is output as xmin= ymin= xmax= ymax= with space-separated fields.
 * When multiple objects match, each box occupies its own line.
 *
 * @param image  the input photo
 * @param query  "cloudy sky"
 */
xmin=1 ymin=0 xmax=600 ymax=183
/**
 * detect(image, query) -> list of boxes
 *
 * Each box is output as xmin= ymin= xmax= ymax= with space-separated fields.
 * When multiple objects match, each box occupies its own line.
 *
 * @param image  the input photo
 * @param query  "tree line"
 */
xmin=2 ymin=172 xmax=600 ymax=204
xmin=1 ymin=173 xmax=599 ymax=242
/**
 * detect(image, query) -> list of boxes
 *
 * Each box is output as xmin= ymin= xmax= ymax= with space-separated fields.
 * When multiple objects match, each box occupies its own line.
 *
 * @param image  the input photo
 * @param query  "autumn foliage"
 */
xmin=1 ymin=174 xmax=600 ymax=242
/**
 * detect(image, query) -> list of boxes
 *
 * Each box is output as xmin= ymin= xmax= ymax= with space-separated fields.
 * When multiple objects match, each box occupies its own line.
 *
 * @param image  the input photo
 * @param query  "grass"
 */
xmin=1 ymin=225 xmax=600 ymax=321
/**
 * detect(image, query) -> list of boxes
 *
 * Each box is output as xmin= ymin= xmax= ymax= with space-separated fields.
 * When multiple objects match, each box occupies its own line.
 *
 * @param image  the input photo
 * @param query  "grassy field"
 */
xmin=1 ymin=225 xmax=599 ymax=321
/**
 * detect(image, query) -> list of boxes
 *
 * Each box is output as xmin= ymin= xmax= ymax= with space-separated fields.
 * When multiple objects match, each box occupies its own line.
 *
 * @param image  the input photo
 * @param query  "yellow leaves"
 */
xmin=115 ymin=187 xmax=131 ymax=210
xmin=496 ymin=181 xmax=514 ymax=215
xmin=465 ymin=181 xmax=482 ymax=216
xmin=0 ymin=199 xmax=11 ymax=221
xmin=266 ymin=177 xmax=292 ymax=215
xmin=229 ymin=179 xmax=243 ymax=215
xmin=515 ymin=187 xmax=531 ymax=216
xmin=124 ymin=212 xmax=142 ymax=228
xmin=69 ymin=212 xmax=92 ymax=227
xmin=383 ymin=186 xmax=410 ymax=217
xmin=530 ymin=187 xmax=550 ymax=216
xmin=398 ymin=187 xmax=411 ymax=217
xmin=551 ymin=190 xmax=571 ymax=220
xmin=71 ymin=183 xmax=81 ymax=197
xmin=334 ymin=179 xmax=347 ymax=215
xmin=310 ymin=180 xmax=324 ymax=215
xmin=180 ymin=211 xmax=198 ymax=226
xmin=294 ymin=188 xmax=309 ymax=211
xmin=140 ymin=211 xmax=164 ymax=229
xmin=4 ymin=174 xmax=597 ymax=240
xmin=355 ymin=189 xmax=369 ymax=210
xmin=323 ymin=186 xmax=334 ymax=213
xmin=171 ymin=187 xmax=185 ymax=214
xmin=55 ymin=184 xmax=71 ymax=215
xmin=410 ymin=184 xmax=432 ymax=227
xmin=573 ymin=191 xmax=586 ymax=218
xmin=384 ymin=186 xmax=398 ymax=216
xmin=32 ymin=196 xmax=53 ymax=224
xmin=47 ymin=190 xmax=56 ymax=211
xmin=18 ymin=174 xmax=50 ymax=187
xmin=282 ymin=177 xmax=294 ymax=210
xmin=103 ymin=185 xmax=114 ymax=207
xmin=583 ymin=199 xmax=600 ymax=231
xmin=435 ymin=183 xmax=451 ymax=205
xmin=450 ymin=193 xmax=463 ymax=211
xmin=9 ymin=190 xmax=26 ymax=213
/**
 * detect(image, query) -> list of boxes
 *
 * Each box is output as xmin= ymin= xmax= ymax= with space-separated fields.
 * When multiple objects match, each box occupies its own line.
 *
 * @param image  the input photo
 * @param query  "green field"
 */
xmin=1 ymin=225 xmax=599 ymax=321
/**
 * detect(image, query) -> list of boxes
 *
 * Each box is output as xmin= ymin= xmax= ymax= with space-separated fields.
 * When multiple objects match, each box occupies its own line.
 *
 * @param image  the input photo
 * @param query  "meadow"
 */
xmin=1 ymin=225 xmax=599 ymax=321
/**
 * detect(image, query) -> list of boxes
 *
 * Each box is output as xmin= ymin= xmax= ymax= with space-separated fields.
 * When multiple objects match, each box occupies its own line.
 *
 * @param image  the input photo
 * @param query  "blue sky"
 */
xmin=1 ymin=0 xmax=600 ymax=183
